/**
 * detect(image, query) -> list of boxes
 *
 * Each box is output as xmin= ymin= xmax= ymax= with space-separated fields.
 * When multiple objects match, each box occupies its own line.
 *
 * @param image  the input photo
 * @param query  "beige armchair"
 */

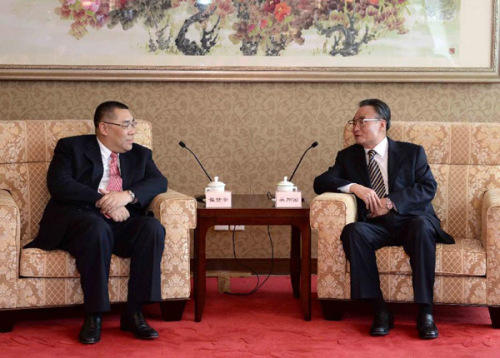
xmin=0 ymin=120 xmax=196 ymax=332
xmin=311 ymin=122 xmax=500 ymax=326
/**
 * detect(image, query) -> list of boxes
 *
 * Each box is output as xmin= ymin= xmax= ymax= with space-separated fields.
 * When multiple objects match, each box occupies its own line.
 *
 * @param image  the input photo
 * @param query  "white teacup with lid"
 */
xmin=205 ymin=176 xmax=225 ymax=193
xmin=276 ymin=176 xmax=298 ymax=192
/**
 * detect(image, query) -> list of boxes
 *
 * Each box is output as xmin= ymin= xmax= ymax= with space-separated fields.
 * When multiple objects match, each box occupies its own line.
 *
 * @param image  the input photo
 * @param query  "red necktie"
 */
xmin=106 ymin=152 xmax=122 ymax=192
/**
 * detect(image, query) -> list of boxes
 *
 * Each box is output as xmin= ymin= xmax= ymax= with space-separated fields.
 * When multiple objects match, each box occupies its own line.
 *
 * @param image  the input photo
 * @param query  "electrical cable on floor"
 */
xmin=225 ymin=225 xmax=274 ymax=296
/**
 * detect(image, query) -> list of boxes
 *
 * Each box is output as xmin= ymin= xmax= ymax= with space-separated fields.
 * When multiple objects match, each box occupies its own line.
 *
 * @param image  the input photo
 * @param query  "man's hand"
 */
xmin=350 ymin=184 xmax=383 ymax=212
xmin=96 ymin=189 xmax=132 ymax=214
xmin=106 ymin=206 xmax=130 ymax=222
xmin=368 ymin=198 xmax=391 ymax=218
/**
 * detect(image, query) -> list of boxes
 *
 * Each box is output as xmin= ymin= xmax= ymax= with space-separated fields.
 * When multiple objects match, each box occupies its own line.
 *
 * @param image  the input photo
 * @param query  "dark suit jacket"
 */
xmin=314 ymin=137 xmax=454 ymax=244
xmin=27 ymin=135 xmax=168 ymax=250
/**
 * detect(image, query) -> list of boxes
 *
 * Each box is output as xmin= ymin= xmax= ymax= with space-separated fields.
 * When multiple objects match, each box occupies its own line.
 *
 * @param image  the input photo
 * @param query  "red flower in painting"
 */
xmin=115 ymin=0 xmax=134 ymax=9
xmin=214 ymin=0 xmax=235 ymax=18
xmin=263 ymin=0 xmax=280 ymax=13
xmin=368 ymin=0 xmax=379 ymax=5
xmin=274 ymin=2 xmax=291 ymax=22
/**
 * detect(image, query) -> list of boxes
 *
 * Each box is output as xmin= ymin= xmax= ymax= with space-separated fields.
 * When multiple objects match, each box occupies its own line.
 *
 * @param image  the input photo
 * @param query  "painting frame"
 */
xmin=0 ymin=0 xmax=499 ymax=83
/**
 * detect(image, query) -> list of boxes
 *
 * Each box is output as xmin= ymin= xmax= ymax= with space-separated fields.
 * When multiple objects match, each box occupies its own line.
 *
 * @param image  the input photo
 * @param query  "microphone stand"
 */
xmin=179 ymin=141 xmax=212 ymax=202
xmin=289 ymin=141 xmax=318 ymax=182
xmin=178 ymin=141 xmax=212 ymax=182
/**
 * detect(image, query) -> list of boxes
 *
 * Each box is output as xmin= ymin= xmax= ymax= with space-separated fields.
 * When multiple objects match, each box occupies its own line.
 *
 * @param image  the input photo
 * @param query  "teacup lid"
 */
xmin=207 ymin=176 xmax=225 ymax=187
xmin=277 ymin=176 xmax=294 ymax=187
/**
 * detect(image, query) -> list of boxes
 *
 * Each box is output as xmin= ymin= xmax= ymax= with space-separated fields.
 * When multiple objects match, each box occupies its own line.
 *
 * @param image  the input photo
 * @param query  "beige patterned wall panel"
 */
xmin=1 ymin=81 xmax=500 ymax=258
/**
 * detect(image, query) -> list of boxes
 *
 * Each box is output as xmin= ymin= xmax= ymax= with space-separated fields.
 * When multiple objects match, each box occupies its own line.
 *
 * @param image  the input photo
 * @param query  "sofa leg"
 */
xmin=320 ymin=300 xmax=346 ymax=321
xmin=160 ymin=300 xmax=188 ymax=321
xmin=489 ymin=306 xmax=500 ymax=328
xmin=0 ymin=310 xmax=16 ymax=333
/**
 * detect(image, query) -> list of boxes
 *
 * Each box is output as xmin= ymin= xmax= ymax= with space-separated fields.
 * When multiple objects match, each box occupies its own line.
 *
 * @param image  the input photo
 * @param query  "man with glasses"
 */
xmin=27 ymin=101 xmax=167 ymax=344
xmin=314 ymin=99 xmax=454 ymax=339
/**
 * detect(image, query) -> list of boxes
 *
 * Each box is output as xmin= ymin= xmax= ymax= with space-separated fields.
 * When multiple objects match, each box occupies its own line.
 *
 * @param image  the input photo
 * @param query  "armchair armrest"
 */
xmin=482 ymin=188 xmax=500 ymax=305
xmin=310 ymin=193 xmax=357 ymax=300
xmin=310 ymin=193 xmax=357 ymax=230
xmin=148 ymin=189 xmax=196 ymax=300
xmin=0 ymin=190 xmax=20 ymax=308
xmin=149 ymin=189 xmax=197 ymax=230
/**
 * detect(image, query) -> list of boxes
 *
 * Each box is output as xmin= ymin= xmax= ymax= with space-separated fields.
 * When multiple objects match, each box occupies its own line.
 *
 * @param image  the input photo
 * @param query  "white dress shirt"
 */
xmin=339 ymin=137 xmax=389 ymax=195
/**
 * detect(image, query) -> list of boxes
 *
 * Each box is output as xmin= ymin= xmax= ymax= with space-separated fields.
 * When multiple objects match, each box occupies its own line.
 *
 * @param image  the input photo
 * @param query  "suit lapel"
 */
xmin=387 ymin=137 xmax=402 ymax=192
xmin=120 ymin=151 xmax=133 ymax=189
xmin=354 ymin=145 xmax=371 ymax=187
xmin=84 ymin=137 xmax=104 ymax=190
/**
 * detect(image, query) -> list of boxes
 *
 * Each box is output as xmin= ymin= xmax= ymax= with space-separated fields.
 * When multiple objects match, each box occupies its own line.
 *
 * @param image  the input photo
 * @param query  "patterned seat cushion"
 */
xmin=346 ymin=237 xmax=486 ymax=277
xmin=20 ymin=248 xmax=130 ymax=278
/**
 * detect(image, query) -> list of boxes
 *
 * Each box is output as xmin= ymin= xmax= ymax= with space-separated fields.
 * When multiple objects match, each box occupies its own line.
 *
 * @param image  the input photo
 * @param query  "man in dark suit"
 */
xmin=26 ymin=101 xmax=167 ymax=344
xmin=314 ymin=99 xmax=454 ymax=340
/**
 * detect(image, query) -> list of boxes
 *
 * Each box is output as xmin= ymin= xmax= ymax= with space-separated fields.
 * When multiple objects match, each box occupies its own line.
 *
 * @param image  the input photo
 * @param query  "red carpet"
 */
xmin=2 ymin=276 xmax=500 ymax=357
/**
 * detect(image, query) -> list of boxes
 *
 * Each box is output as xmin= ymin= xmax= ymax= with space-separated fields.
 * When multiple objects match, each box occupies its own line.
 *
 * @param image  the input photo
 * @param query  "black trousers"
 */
xmin=58 ymin=210 xmax=165 ymax=313
xmin=340 ymin=213 xmax=437 ymax=305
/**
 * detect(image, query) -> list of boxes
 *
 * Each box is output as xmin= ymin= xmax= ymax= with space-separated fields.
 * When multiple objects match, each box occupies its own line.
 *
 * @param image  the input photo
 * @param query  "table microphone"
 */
xmin=178 ymin=141 xmax=213 ymax=182
xmin=288 ymin=141 xmax=319 ymax=182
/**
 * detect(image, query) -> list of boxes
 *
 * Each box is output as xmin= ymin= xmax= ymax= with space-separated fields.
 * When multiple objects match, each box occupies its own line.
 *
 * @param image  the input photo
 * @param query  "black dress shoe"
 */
xmin=78 ymin=314 xmax=102 ymax=344
xmin=120 ymin=311 xmax=159 ymax=340
xmin=370 ymin=311 xmax=394 ymax=336
xmin=417 ymin=313 xmax=439 ymax=339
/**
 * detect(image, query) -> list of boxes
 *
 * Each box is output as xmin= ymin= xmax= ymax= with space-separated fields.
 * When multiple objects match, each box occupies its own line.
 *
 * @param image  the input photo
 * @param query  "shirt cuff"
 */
xmin=338 ymin=184 xmax=353 ymax=193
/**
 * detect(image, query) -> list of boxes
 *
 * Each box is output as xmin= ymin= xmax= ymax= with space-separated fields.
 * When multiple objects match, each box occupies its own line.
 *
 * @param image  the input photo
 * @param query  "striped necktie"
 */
xmin=368 ymin=150 xmax=386 ymax=198
xmin=106 ymin=152 xmax=123 ymax=192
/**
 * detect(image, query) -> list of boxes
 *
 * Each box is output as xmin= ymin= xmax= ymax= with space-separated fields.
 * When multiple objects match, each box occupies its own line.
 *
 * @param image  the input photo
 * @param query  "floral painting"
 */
xmin=0 ymin=0 xmax=497 ymax=81
xmin=53 ymin=0 xmax=459 ymax=58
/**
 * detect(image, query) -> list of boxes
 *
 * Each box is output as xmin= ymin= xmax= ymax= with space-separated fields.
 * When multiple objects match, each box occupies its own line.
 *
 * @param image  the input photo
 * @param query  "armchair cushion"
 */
xmin=365 ymin=238 xmax=486 ymax=276
xmin=20 ymin=249 xmax=130 ymax=278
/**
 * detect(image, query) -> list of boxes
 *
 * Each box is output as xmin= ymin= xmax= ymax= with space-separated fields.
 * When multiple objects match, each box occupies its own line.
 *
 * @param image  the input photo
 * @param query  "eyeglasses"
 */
xmin=347 ymin=118 xmax=384 ymax=128
xmin=101 ymin=120 xmax=137 ymax=129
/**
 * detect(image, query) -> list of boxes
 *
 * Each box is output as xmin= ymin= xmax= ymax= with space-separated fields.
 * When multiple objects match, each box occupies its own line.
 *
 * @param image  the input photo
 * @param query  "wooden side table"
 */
xmin=194 ymin=194 xmax=311 ymax=322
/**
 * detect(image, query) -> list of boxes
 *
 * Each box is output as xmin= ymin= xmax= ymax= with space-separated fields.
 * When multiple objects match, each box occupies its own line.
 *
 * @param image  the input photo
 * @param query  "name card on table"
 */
xmin=275 ymin=191 xmax=302 ymax=208
xmin=205 ymin=191 xmax=232 ymax=208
